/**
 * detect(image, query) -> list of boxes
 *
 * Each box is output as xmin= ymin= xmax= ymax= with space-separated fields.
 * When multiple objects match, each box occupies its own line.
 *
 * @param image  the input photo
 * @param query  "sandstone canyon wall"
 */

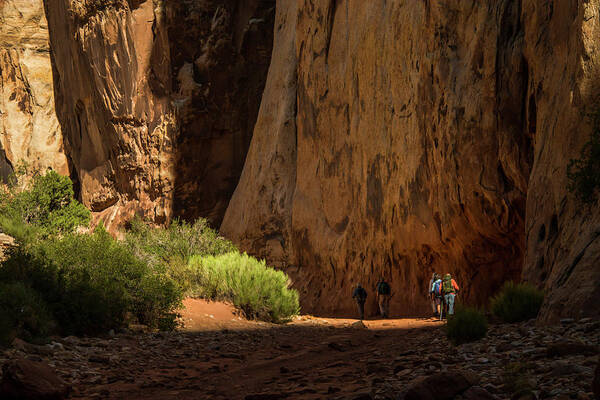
xmin=0 ymin=0 xmax=67 ymax=182
xmin=223 ymin=0 xmax=600 ymax=322
xmin=521 ymin=1 xmax=600 ymax=323
xmin=43 ymin=0 xmax=274 ymax=230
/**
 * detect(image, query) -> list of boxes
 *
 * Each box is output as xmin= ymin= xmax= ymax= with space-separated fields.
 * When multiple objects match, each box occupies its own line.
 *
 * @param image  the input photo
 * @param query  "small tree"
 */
xmin=0 ymin=169 xmax=90 ymax=240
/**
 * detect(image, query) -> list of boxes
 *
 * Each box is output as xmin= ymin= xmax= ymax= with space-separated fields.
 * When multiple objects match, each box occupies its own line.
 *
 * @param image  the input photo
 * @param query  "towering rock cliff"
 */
xmin=0 ymin=0 xmax=67 ymax=181
xmin=521 ymin=0 xmax=600 ymax=323
xmin=223 ymin=0 xmax=600 ymax=322
xmin=43 ymin=0 xmax=274 ymax=229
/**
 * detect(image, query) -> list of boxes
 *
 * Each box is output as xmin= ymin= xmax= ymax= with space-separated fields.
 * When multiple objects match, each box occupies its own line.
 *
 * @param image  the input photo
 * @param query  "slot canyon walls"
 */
xmin=223 ymin=0 xmax=600 ymax=322
xmin=521 ymin=0 xmax=600 ymax=323
xmin=0 ymin=0 xmax=68 ymax=181
xmin=3 ymin=0 xmax=597 ymax=321
xmin=43 ymin=0 xmax=275 ymax=230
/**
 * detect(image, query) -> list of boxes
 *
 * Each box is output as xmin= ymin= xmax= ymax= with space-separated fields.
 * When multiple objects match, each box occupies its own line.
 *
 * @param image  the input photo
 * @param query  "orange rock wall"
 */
xmin=0 ymin=0 xmax=68 ymax=180
xmin=223 ymin=0 xmax=600 ymax=321
xmin=43 ymin=0 xmax=274 ymax=229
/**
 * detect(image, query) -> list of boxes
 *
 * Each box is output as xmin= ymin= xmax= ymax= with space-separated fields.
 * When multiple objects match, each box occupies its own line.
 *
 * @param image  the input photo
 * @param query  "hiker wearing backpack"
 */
xmin=428 ymin=272 xmax=439 ymax=317
xmin=376 ymin=277 xmax=391 ymax=318
xmin=432 ymin=274 xmax=443 ymax=318
xmin=442 ymin=273 xmax=460 ymax=315
xmin=352 ymin=283 xmax=368 ymax=320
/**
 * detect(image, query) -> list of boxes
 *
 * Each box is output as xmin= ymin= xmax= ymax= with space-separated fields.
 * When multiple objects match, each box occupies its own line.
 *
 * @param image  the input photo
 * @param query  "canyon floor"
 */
xmin=2 ymin=299 xmax=598 ymax=400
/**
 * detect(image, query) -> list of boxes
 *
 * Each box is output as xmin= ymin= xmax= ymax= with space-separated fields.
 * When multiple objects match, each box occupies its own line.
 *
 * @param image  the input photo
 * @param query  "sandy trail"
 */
xmin=71 ymin=299 xmax=443 ymax=399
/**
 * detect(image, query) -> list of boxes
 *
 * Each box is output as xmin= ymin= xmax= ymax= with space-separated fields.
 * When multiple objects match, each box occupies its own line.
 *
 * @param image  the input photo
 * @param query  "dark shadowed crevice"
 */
xmin=167 ymin=0 xmax=275 ymax=227
xmin=0 ymin=145 xmax=13 ymax=184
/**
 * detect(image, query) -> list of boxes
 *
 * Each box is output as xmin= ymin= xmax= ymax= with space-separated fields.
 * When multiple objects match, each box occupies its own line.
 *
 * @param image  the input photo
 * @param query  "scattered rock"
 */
xmin=551 ymin=360 xmax=588 ymax=377
xmin=244 ymin=394 xmax=288 ymax=400
xmin=547 ymin=342 xmax=599 ymax=358
xmin=404 ymin=371 xmax=477 ymax=400
xmin=0 ymin=358 xmax=70 ymax=400
xmin=461 ymin=386 xmax=497 ymax=400
xmin=351 ymin=321 xmax=368 ymax=329
xmin=510 ymin=390 xmax=538 ymax=400
xmin=593 ymin=360 xmax=599 ymax=400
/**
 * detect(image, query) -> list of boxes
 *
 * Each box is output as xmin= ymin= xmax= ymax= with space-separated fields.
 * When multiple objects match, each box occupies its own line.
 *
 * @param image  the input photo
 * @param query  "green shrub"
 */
xmin=0 ymin=228 xmax=182 ymax=335
xmin=125 ymin=217 xmax=236 ymax=271
xmin=0 ymin=282 xmax=55 ymax=345
xmin=446 ymin=306 xmax=488 ymax=345
xmin=491 ymin=282 xmax=543 ymax=323
xmin=188 ymin=253 xmax=299 ymax=323
xmin=567 ymin=107 xmax=600 ymax=204
xmin=0 ymin=170 xmax=89 ymax=240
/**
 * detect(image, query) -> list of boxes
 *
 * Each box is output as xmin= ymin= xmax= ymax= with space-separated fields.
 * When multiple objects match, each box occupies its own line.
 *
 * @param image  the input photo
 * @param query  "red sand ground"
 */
xmin=77 ymin=299 xmax=443 ymax=399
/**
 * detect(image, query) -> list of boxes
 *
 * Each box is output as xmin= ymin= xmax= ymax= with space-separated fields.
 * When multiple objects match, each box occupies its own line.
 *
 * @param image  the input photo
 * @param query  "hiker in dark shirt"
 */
xmin=376 ymin=277 xmax=391 ymax=318
xmin=352 ymin=283 xmax=367 ymax=320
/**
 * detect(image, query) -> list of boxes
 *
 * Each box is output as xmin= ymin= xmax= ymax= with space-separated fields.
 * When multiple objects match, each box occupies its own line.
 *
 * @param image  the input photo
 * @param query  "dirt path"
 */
xmin=4 ymin=300 xmax=596 ymax=399
xmin=70 ymin=300 xmax=444 ymax=399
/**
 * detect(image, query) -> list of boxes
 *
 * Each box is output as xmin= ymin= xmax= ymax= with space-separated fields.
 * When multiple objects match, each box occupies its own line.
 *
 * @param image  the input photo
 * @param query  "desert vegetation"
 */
xmin=445 ymin=306 xmax=488 ymax=345
xmin=491 ymin=282 xmax=544 ymax=323
xmin=0 ymin=170 xmax=299 ymax=344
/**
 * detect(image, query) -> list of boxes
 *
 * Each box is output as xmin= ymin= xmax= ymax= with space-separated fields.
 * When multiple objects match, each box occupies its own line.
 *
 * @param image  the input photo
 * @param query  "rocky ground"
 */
xmin=1 ymin=300 xmax=598 ymax=400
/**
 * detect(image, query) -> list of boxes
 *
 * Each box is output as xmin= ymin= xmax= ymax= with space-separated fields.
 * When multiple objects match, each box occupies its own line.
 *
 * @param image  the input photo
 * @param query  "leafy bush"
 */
xmin=567 ymin=107 xmax=600 ymax=203
xmin=188 ymin=253 xmax=299 ymax=323
xmin=126 ymin=217 xmax=236 ymax=268
xmin=0 ymin=282 xmax=55 ymax=345
xmin=0 ymin=228 xmax=182 ymax=335
xmin=446 ymin=306 xmax=488 ymax=345
xmin=490 ymin=282 xmax=543 ymax=323
xmin=0 ymin=170 xmax=89 ymax=240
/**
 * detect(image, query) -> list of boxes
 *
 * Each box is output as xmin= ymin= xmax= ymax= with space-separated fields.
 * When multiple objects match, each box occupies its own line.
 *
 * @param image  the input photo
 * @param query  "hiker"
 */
xmin=352 ymin=283 xmax=368 ymax=320
xmin=442 ymin=273 xmax=460 ymax=316
xmin=376 ymin=277 xmax=391 ymax=318
xmin=428 ymin=272 xmax=438 ymax=316
xmin=429 ymin=273 xmax=442 ymax=317
xmin=432 ymin=274 xmax=443 ymax=318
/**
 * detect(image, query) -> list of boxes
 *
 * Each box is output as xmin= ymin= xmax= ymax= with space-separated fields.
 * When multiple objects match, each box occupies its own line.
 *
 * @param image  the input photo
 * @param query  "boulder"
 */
xmin=0 ymin=358 xmax=70 ymax=400
xmin=546 ymin=342 xmax=599 ymax=358
xmin=404 ymin=371 xmax=478 ymax=400
xmin=462 ymin=386 xmax=498 ymax=400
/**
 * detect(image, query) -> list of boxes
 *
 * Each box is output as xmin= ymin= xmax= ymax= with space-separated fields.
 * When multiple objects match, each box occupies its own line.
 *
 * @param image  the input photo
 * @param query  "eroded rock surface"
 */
xmin=223 ymin=0 xmax=531 ymax=316
xmin=43 ymin=0 xmax=274 ymax=230
xmin=0 ymin=0 xmax=68 ymax=179
xmin=167 ymin=0 xmax=275 ymax=226
xmin=520 ymin=0 xmax=600 ymax=323
xmin=223 ymin=0 xmax=600 ymax=321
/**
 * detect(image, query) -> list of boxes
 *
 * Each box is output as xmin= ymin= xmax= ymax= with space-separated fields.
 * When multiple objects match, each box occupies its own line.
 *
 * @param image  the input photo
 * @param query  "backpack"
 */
xmin=433 ymin=280 xmax=443 ymax=297
xmin=442 ymin=274 xmax=455 ymax=295
xmin=353 ymin=287 xmax=367 ymax=302
xmin=378 ymin=281 xmax=391 ymax=295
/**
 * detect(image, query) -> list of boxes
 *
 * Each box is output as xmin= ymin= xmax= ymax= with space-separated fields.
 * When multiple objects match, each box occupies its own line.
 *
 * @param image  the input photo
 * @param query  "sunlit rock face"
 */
xmin=43 ymin=0 xmax=274 ymax=230
xmin=0 ymin=0 xmax=68 ymax=180
xmin=223 ymin=0 xmax=531 ymax=316
xmin=223 ymin=0 xmax=600 ymax=321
